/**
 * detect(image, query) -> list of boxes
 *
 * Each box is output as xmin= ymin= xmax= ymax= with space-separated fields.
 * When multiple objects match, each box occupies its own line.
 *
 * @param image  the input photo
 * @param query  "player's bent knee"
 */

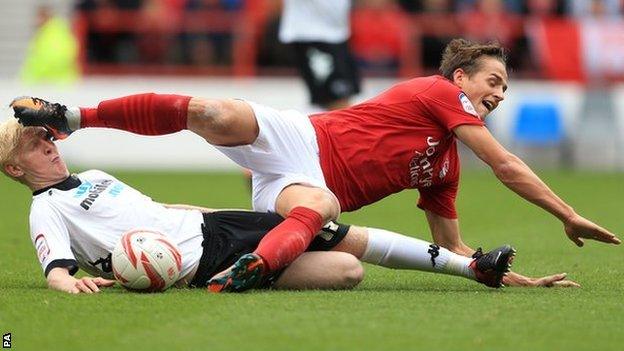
xmin=307 ymin=191 xmax=340 ymax=222
xmin=187 ymin=98 xmax=257 ymax=145
xmin=273 ymin=251 xmax=363 ymax=290
xmin=188 ymin=98 xmax=227 ymax=132
xmin=277 ymin=185 xmax=341 ymax=222
xmin=339 ymin=254 xmax=365 ymax=289
xmin=202 ymin=100 xmax=235 ymax=132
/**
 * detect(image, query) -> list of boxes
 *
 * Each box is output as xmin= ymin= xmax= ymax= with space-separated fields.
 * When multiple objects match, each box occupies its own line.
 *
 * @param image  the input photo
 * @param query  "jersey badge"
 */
xmin=35 ymin=234 xmax=50 ymax=263
xmin=439 ymin=158 xmax=449 ymax=179
xmin=459 ymin=93 xmax=478 ymax=117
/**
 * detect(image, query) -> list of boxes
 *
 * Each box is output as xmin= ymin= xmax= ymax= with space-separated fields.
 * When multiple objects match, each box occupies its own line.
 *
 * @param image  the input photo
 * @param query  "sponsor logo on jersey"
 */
xmin=439 ymin=158 xmax=449 ymax=179
xmin=74 ymin=181 xmax=93 ymax=198
xmin=108 ymin=183 xmax=124 ymax=196
xmin=408 ymin=136 xmax=440 ymax=187
xmin=80 ymin=180 xmax=113 ymax=210
xmin=459 ymin=92 xmax=478 ymax=116
xmin=75 ymin=180 xmax=123 ymax=199
xmin=34 ymin=234 xmax=50 ymax=263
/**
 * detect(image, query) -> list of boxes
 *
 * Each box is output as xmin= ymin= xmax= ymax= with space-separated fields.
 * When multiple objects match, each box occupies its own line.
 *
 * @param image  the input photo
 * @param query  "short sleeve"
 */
xmin=30 ymin=201 xmax=78 ymax=277
xmin=417 ymin=181 xmax=458 ymax=219
xmin=414 ymin=79 xmax=485 ymax=131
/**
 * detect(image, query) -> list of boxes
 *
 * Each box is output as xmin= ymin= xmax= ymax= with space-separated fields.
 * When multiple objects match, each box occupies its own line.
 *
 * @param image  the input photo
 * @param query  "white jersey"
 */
xmin=29 ymin=170 xmax=204 ymax=280
xmin=278 ymin=0 xmax=351 ymax=44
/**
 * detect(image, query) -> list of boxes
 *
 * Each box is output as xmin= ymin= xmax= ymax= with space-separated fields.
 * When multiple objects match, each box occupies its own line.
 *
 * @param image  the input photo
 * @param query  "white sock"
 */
xmin=65 ymin=107 xmax=81 ymax=131
xmin=361 ymin=227 xmax=475 ymax=280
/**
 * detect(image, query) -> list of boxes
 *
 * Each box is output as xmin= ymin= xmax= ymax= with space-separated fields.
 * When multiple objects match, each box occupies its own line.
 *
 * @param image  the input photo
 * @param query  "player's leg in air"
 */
xmin=11 ymin=95 xmax=340 ymax=292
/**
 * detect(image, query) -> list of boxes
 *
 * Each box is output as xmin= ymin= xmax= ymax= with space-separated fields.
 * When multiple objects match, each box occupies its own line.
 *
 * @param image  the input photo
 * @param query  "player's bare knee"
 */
xmin=187 ymin=98 xmax=256 ymax=145
xmin=299 ymin=190 xmax=340 ymax=222
xmin=277 ymin=185 xmax=340 ymax=222
xmin=340 ymin=255 xmax=364 ymax=289
xmin=187 ymin=98 xmax=227 ymax=133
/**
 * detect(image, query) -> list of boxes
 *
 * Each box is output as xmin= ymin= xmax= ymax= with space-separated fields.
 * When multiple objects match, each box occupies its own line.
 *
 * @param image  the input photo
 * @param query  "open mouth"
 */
xmin=482 ymin=100 xmax=494 ymax=112
xmin=51 ymin=156 xmax=59 ymax=163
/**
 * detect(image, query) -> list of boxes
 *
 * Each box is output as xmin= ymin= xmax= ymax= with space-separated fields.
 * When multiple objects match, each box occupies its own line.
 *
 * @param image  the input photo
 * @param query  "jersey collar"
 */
xmin=33 ymin=174 xmax=82 ymax=196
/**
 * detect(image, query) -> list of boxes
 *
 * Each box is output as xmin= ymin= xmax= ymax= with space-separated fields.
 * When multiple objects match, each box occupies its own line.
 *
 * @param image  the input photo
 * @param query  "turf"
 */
xmin=1 ymin=170 xmax=622 ymax=351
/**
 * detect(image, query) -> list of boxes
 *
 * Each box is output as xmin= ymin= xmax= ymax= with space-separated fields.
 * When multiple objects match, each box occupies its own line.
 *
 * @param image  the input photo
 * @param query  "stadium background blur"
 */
xmin=1 ymin=0 xmax=624 ymax=171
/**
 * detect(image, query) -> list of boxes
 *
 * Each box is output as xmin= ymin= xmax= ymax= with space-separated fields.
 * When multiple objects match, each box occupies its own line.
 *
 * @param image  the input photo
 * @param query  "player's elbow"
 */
xmin=491 ymin=153 xmax=523 ymax=184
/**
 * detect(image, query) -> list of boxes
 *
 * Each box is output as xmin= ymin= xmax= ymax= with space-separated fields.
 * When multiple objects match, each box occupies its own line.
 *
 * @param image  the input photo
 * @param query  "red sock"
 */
xmin=254 ymin=207 xmax=324 ymax=272
xmin=79 ymin=93 xmax=191 ymax=135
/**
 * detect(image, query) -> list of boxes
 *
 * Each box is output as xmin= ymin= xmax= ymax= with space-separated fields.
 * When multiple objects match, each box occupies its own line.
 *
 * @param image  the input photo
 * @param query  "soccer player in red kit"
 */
xmin=11 ymin=39 xmax=620 ymax=292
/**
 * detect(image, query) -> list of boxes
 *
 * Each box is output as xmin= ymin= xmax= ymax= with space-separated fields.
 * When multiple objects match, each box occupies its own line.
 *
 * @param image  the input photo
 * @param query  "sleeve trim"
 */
xmin=44 ymin=259 xmax=79 ymax=277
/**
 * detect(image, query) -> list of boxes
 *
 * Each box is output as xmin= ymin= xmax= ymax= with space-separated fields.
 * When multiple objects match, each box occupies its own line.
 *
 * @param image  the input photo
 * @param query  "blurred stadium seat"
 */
xmin=513 ymin=101 xmax=564 ymax=146
xmin=512 ymin=100 xmax=572 ymax=167
xmin=64 ymin=0 xmax=624 ymax=80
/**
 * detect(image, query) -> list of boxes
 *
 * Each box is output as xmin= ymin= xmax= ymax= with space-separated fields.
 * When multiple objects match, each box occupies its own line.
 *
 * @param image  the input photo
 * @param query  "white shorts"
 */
xmin=215 ymin=101 xmax=332 ymax=212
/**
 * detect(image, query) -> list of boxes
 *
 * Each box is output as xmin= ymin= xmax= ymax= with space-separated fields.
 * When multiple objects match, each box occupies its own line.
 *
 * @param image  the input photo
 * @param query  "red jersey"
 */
xmin=310 ymin=75 xmax=485 ymax=218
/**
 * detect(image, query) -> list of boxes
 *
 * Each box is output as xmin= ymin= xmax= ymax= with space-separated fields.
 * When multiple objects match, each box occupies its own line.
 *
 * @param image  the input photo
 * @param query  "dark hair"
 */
xmin=439 ymin=38 xmax=507 ymax=80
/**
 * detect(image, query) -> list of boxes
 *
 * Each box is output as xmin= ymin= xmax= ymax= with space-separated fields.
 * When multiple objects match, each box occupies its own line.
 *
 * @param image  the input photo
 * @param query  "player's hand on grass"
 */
xmin=64 ymin=277 xmax=116 ymax=294
xmin=70 ymin=277 xmax=116 ymax=294
xmin=563 ymin=214 xmax=620 ymax=247
xmin=503 ymin=271 xmax=581 ymax=288
xmin=528 ymin=273 xmax=581 ymax=288
xmin=48 ymin=268 xmax=116 ymax=294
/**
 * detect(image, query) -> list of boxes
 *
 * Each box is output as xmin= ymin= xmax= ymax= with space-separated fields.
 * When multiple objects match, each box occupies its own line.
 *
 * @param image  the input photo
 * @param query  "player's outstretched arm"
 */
xmin=47 ymin=267 xmax=115 ymax=294
xmin=424 ymin=210 xmax=580 ymax=287
xmin=504 ymin=271 xmax=580 ymax=287
xmin=453 ymin=124 xmax=620 ymax=247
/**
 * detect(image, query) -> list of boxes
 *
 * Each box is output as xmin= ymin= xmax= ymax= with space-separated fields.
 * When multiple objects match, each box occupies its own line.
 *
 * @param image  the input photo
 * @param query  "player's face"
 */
xmin=454 ymin=57 xmax=508 ymax=119
xmin=13 ymin=127 xmax=69 ymax=186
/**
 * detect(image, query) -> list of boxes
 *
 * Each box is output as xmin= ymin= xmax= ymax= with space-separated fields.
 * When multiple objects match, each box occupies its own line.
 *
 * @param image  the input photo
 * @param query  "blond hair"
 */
xmin=439 ymin=38 xmax=507 ymax=80
xmin=0 ymin=119 xmax=27 ymax=180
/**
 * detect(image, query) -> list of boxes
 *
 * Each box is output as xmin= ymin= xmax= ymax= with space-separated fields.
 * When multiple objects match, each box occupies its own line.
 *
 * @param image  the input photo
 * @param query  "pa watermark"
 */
xmin=2 ymin=333 xmax=10 ymax=348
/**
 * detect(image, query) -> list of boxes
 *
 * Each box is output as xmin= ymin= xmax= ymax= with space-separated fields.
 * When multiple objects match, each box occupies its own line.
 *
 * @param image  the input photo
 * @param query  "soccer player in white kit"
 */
xmin=279 ymin=0 xmax=360 ymax=110
xmin=0 ymin=120 xmax=530 ymax=293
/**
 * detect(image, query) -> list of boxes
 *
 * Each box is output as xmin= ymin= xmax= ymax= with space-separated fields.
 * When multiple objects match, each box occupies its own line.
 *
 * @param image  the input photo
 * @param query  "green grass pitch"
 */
xmin=1 ymin=170 xmax=622 ymax=351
